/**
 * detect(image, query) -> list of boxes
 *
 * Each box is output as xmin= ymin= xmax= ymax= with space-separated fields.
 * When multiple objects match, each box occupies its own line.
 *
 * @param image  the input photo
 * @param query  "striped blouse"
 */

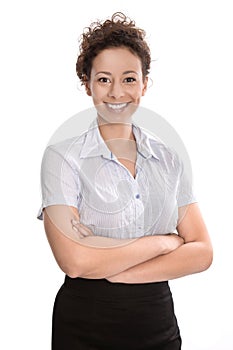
xmin=37 ymin=117 xmax=196 ymax=239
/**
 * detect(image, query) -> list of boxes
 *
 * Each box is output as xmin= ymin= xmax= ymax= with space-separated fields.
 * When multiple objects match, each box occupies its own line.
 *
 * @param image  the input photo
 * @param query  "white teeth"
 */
xmin=107 ymin=103 xmax=127 ymax=110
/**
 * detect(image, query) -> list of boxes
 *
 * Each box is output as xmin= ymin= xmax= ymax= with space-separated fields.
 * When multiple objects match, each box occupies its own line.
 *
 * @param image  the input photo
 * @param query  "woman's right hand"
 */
xmin=70 ymin=206 xmax=95 ymax=239
xmin=71 ymin=219 xmax=95 ymax=239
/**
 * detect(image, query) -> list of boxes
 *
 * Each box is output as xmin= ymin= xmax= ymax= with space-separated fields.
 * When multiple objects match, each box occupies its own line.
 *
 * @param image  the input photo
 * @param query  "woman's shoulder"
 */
xmin=43 ymin=131 xmax=88 ymax=160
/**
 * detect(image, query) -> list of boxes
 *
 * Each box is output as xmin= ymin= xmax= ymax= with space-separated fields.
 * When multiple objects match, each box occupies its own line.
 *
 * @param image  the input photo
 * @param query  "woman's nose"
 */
xmin=107 ymin=82 xmax=125 ymax=99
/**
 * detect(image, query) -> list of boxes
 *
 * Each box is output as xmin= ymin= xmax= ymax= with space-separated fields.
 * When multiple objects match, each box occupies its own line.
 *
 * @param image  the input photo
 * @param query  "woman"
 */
xmin=38 ymin=12 xmax=213 ymax=349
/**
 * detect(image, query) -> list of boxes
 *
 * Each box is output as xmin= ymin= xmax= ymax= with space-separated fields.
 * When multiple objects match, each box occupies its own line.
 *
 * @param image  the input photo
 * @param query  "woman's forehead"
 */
xmin=92 ymin=47 xmax=142 ymax=73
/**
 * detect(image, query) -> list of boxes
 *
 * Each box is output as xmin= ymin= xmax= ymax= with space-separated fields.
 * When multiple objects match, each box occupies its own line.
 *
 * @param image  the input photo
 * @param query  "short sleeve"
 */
xmin=37 ymin=144 xmax=81 ymax=220
xmin=176 ymin=155 xmax=197 ymax=208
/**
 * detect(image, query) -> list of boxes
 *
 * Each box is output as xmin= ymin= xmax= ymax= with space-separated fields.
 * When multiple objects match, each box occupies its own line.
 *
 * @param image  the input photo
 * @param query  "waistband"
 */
xmin=63 ymin=275 xmax=170 ymax=299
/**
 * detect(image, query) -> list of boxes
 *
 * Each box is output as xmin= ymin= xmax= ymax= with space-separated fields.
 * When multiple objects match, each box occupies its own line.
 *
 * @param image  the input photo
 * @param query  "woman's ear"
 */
xmin=82 ymin=75 xmax=92 ymax=96
xmin=142 ymin=76 xmax=148 ymax=96
xmin=84 ymin=81 xmax=92 ymax=96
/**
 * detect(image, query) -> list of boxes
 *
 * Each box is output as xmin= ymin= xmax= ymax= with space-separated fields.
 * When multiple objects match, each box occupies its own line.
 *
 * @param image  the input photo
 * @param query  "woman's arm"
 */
xmin=43 ymin=205 xmax=184 ymax=279
xmin=106 ymin=203 xmax=213 ymax=283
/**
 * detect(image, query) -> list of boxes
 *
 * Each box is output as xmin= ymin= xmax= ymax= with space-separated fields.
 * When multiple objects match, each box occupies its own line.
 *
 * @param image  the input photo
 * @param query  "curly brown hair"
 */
xmin=76 ymin=12 xmax=151 ymax=84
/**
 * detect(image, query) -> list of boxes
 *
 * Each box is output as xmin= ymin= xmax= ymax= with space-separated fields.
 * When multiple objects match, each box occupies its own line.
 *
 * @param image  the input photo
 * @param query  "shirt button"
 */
xmin=135 ymin=193 xmax=140 ymax=199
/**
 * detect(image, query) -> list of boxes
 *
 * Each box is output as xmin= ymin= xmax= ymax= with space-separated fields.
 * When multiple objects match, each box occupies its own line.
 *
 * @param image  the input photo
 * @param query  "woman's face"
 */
xmin=86 ymin=47 xmax=148 ymax=124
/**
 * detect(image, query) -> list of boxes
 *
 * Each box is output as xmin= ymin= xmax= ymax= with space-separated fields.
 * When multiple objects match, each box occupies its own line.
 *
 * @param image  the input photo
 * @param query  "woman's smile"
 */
xmin=104 ymin=102 xmax=130 ymax=113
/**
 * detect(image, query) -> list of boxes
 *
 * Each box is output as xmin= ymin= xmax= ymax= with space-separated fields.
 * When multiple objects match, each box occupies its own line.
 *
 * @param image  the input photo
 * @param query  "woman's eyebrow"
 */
xmin=95 ymin=70 xmax=139 ymax=76
xmin=95 ymin=71 xmax=112 ymax=76
xmin=123 ymin=70 xmax=138 ymax=75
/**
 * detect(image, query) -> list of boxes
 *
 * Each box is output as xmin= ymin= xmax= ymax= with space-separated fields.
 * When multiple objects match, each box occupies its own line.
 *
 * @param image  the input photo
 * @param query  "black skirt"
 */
xmin=52 ymin=275 xmax=182 ymax=350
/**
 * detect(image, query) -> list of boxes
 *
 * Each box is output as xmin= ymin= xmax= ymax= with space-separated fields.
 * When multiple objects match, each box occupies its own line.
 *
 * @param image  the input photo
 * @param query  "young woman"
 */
xmin=38 ymin=12 xmax=213 ymax=349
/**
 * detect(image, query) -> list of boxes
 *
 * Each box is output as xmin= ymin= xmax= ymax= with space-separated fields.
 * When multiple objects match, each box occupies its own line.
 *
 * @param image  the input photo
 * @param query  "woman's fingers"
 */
xmin=70 ymin=207 xmax=80 ymax=222
xmin=71 ymin=223 xmax=85 ymax=238
xmin=71 ymin=219 xmax=94 ymax=238
xmin=76 ymin=223 xmax=93 ymax=237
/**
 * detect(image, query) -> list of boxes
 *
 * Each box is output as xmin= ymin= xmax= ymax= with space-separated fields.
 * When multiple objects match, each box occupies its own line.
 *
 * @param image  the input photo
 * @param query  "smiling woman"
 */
xmin=37 ymin=11 xmax=212 ymax=350
xmin=85 ymin=47 xmax=148 ymax=124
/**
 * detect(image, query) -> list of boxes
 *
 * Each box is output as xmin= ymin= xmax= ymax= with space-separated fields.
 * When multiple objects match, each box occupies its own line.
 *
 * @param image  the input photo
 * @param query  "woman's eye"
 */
xmin=98 ymin=77 xmax=110 ymax=83
xmin=124 ymin=77 xmax=136 ymax=83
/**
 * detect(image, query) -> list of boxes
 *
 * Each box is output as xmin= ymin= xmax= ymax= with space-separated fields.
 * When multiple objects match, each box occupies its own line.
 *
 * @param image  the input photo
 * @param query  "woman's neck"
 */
xmin=97 ymin=116 xmax=135 ymax=142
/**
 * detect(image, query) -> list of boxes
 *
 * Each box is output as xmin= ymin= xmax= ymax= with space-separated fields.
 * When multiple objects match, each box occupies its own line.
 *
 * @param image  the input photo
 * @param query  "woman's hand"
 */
xmin=106 ymin=233 xmax=184 ymax=283
xmin=162 ymin=233 xmax=184 ymax=254
xmin=107 ymin=204 xmax=213 ymax=284
xmin=69 ymin=206 xmax=95 ymax=239
xmin=71 ymin=219 xmax=95 ymax=239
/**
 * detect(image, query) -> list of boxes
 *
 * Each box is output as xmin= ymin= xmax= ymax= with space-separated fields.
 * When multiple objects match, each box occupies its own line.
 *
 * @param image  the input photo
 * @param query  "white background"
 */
xmin=1 ymin=1 xmax=232 ymax=349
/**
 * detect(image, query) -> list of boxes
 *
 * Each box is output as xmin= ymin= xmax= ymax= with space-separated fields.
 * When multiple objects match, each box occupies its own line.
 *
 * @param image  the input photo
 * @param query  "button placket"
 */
xmin=133 ymin=181 xmax=144 ymax=232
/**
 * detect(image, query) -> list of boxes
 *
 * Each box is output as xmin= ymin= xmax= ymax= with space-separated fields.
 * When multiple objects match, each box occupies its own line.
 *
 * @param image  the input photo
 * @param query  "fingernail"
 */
xmin=72 ymin=226 xmax=78 ymax=232
xmin=72 ymin=219 xmax=79 ymax=225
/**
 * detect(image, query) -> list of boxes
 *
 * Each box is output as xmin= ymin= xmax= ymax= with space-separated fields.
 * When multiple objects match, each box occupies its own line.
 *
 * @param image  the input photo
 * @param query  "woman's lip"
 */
xmin=105 ymin=103 xmax=128 ymax=114
xmin=104 ymin=102 xmax=130 ymax=110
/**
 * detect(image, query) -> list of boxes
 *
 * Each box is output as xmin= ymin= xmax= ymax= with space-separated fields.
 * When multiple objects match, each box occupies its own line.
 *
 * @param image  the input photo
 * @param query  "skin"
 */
xmin=43 ymin=47 xmax=213 ymax=282
xmin=106 ymin=203 xmax=213 ymax=283
xmin=85 ymin=47 xmax=148 ymax=135
xmin=44 ymin=205 xmax=184 ymax=279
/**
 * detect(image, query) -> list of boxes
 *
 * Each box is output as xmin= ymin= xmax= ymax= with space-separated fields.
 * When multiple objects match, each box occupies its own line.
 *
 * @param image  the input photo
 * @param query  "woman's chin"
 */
xmin=96 ymin=104 xmax=138 ymax=125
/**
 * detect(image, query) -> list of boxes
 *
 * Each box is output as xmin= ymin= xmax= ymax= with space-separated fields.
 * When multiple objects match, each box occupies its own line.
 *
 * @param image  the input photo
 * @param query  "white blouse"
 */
xmin=37 ymin=117 xmax=196 ymax=239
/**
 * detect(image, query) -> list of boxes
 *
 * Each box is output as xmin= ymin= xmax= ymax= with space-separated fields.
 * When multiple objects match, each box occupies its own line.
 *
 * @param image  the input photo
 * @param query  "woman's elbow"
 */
xmin=66 ymin=270 xmax=81 ymax=278
xmin=199 ymin=244 xmax=213 ymax=272
xmin=57 ymin=259 xmax=82 ymax=278
xmin=60 ymin=259 xmax=101 ymax=279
